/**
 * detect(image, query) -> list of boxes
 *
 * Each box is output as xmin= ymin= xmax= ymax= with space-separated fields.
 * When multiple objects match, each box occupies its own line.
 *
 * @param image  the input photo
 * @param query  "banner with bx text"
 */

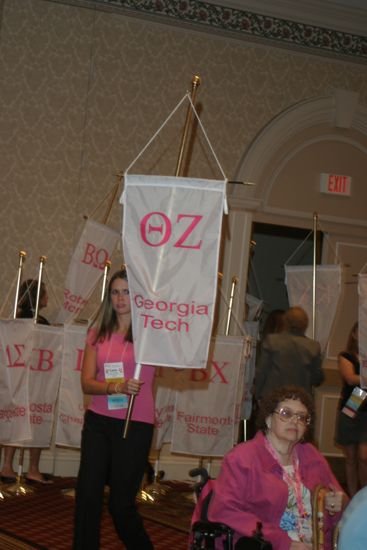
xmin=121 ymin=174 xmax=226 ymax=369
xmin=57 ymin=219 xmax=120 ymax=324
xmin=171 ymin=336 xmax=246 ymax=457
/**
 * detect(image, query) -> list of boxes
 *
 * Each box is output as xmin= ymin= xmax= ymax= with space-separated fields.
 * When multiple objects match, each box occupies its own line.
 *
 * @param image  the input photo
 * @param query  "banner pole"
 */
xmin=122 ymin=363 xmax=142 ymax=439
xmin=225 ymin=275 xmax=239 ymax=336
xmin=100 ymin=261 xmax=111 ymax=302
xmin=102 ymin=171 xmax=124 ymax=225
xmin=34 ymin=256 xmax=47 ymax=322
xmin=312 ymin=212 xmax=318 ymax=339
xmin=175 ymin=75 xmax=201 ymax=177
xmin=13 ymin=251 xmax=27 ymax=319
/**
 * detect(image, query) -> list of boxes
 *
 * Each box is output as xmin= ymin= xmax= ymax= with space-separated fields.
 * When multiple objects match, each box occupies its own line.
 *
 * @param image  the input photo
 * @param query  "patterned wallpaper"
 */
xmin=0 ymin=0 xmax=366 ymax=320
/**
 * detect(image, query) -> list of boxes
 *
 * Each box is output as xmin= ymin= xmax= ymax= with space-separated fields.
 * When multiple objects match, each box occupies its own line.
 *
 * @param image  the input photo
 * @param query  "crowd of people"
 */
xmin=1 ymin=272 xmax=367 ymax=549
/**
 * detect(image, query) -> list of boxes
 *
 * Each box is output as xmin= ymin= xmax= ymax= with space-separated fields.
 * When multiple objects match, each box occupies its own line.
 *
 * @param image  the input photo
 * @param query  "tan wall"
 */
xmin=1 ymin=0 xmax=367 ymax=472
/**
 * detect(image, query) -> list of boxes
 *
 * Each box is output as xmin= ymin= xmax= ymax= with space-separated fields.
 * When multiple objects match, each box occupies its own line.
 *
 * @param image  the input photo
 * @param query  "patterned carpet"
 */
xmin=0 ymin=477 xmax=193 ymax=549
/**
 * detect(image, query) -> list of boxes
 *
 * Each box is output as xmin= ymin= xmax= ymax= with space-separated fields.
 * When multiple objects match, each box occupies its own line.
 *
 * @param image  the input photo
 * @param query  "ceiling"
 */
xmin=205 ymin=0 xmax=367 ymax=36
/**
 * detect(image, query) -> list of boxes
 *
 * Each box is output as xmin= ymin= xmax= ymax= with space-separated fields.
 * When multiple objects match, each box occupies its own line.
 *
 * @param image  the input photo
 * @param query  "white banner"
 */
xmin=18 ymin=325 xmax=63 ymax=448
xmin=152 ymin=367 xmax=178 ymax=451
xmin=358 ymin=274 xmax=367 ymax=389
xmin=55 ymin=324 xmax=87 ymax=448
xmin=121 ymin=174 xmax=226 ymax=369
xmin=0 ymin=319 xmax=34 ymax=443
xmin=285 ymin=265 xmax=342 ymax=352
xmin=57 ymin=219 xmax=120 ymax=323
xmin=171 ymin=336 xmax=246 ymax=457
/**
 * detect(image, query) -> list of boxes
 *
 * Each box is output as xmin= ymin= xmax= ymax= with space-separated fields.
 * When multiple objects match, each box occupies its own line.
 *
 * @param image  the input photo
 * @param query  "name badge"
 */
xmin=104 ymin=362 xmax=128 ymax=410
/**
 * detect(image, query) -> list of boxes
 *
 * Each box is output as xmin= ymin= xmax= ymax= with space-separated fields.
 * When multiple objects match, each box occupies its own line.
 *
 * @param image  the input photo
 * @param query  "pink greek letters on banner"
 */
xmin=121 ymin=175 xmax=226 ymax=369
xmin=170 ymin=336 xmax=246 ymax=457
xmin=21 ymin=325 xmax=63 ymax=447
xmin=57 ymin=219 xmax=119 ymax=323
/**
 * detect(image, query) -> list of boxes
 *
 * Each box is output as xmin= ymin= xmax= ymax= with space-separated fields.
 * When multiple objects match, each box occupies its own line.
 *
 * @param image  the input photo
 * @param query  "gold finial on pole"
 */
xmin=13 ymin=251 xmax=27 ymax=319
xmin=225 ymin=275 xmax=239 ymax=336
xmin=101 ymin=261 xmax=111 ymax=302
xmin=175 ymin=75 xmax=201 ymax=177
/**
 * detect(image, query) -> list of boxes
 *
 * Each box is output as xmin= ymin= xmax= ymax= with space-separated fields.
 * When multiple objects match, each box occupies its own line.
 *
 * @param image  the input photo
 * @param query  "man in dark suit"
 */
xmin=255 ymin=306 xmax=324 ymax=401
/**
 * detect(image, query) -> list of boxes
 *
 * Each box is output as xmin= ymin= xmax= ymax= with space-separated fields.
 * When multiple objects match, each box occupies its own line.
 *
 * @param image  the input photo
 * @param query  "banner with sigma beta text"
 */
xmin=17 ymin=325 xmax=63 ymax=448
xmin=55 ymin=324 xmax=87 ymax=448
xmin=57 ymin=219 xmax=120 ymax=324
xmin=358 ymin=274 xmax=367 ymax=389
xmin=0 ymin=319 xmax=34 ymax=443
xmin=121 ymin=175 xmax=226 ymax=369
xmin=285 ymin=265 xmax=342 ymax=352
xmin=170 ymin=336 xmax=246 ymax=457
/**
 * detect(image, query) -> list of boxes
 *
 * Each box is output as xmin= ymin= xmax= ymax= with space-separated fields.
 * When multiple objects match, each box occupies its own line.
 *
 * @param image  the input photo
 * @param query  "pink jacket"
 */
xmin=208 ymin=432 xmax=344 ymax=550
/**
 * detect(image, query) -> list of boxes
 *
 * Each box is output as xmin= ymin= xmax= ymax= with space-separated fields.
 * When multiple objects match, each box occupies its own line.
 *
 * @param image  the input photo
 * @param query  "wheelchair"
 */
xmin=189 ymin=468 xmax=272 ymax=550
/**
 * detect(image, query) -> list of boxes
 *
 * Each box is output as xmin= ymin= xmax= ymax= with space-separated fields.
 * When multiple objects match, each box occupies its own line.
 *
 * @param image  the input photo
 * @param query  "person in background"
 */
xmin=255 ymin=306 xmax=324 ymax=401
xmin=73 ymin=269 xmax=155 ymax=550
xmin=208 ymin=386 xmax=347 ymax=550
xmin=0 ymin=279 xmax=52 ymax=485
xmin=262 ymin=308 xmax=286 ymax=341
xmin=335 ymin=322 xmax=367 ymax=496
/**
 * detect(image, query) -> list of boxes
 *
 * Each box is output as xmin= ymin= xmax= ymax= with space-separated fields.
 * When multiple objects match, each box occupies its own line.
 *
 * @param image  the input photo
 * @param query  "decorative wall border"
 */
xmin=62 ymin=0 xmax=367 ymax=60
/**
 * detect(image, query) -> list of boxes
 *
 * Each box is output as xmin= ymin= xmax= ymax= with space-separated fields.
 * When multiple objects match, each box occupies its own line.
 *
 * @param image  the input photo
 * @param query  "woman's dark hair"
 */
xmin=93 ymin=269 xmax=133 ymax=343
xmin=346 ymin=322 xmax=358 ymax=356
xmin=17 ymin=279 xmax=46 ymax=315
xmin=257 ymin=386 xmax=314 ymax=438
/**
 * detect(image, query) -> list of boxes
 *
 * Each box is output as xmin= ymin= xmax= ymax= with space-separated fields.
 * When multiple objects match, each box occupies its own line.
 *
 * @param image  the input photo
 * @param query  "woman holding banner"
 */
xmin=73 ymin=269 xmax=155 ymax=550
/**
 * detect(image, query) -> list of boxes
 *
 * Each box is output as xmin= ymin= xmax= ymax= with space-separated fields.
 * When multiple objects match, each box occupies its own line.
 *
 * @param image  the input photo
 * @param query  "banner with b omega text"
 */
xmin=121 ymin=175 xmax=226 ymax=369
xmin=57 ymin=219 xmax=120 ymax=324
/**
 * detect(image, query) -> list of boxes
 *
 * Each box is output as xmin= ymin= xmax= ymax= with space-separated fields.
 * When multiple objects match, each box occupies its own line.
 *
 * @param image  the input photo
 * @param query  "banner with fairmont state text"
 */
xmin=57 ymin=219 xmax=120 ymax=324
xmin=171 ymin=336 xmax=246 ymax=457
xmin=121 ymin=175 xmax=226 ymax=369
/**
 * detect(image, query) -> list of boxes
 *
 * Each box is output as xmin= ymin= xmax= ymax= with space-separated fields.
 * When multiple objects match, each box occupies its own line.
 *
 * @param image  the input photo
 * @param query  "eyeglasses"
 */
xmin=273 ymin=407 xmax=311 ymax=426
xmin=111 ymin=289 xmax=130 ymax=296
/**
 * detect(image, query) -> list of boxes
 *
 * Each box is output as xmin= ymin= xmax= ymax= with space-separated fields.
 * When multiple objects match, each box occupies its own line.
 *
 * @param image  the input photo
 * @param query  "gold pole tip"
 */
xmin=19 ymin=250 xmax=27 ymax=258
xmin=192 ymin=75 xmax=201 ymax=86
xmin=39 ymin=255 xmax=47 ymax=263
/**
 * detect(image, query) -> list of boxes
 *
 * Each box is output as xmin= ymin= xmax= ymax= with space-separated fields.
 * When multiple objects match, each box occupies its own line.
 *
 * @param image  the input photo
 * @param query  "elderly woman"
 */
xmin=208 ymin=386 xmax=346 ymax=550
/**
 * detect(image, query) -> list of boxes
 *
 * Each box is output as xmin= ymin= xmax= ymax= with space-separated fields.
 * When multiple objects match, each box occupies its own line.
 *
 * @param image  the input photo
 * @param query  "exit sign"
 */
xmin=320 ymin=173 xmax=352 ymax=196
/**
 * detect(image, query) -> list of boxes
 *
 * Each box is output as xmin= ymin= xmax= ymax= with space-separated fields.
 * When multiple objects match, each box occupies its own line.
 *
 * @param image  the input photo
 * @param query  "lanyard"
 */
xmin=265 ymin=437 xmax=308 ymax=539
